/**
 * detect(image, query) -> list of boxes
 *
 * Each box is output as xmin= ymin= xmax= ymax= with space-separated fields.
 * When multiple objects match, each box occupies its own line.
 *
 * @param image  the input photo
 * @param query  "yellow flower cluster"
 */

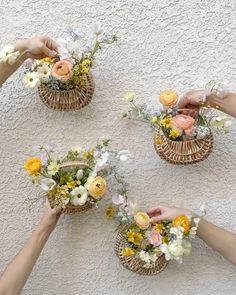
xmin=61 ymin=180 xmax=81 ymax=190
xmin=160 ymin=117 xmax=172 ymax=129
xmin=169 ymin=128 xmax=181 ymax=139
xmin=122 ymin=247 xmax=135 ymax=257
xmin=153 ymin=223 xmax=164 ymax=234
xmin=127 ymin=230 xmax=143 ymax=246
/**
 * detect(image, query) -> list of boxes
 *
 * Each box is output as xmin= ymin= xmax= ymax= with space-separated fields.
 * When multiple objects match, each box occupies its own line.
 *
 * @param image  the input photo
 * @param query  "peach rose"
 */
xmin=172 ymin=114 xmax=195 ymax=134
xmin=149 ymin=230 xmax=162 ymax=247
xmin=159 ymin=90 xmax=178 ymax=107
xmin=52 ymin=60 xmax=73 ymax=81
xmin=134 ymin=212 xmax=150 ymax=230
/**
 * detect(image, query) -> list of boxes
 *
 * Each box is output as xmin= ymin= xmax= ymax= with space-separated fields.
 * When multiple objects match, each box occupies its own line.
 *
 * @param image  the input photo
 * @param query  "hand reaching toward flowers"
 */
xmin=179 ymin=90 xmax=236 ymax=118
xmin=0 ymin=36 xmax=58 ymax=86
xmin=148 ymin=204 xmax=236 ymax=265
xmin=0 ymin=201 xmax=62 ymax=295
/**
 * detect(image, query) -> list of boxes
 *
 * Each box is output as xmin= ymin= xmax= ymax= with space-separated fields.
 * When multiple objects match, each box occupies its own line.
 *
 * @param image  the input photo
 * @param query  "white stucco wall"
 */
xmin=1 ymin=0 xmax=236 ymax=294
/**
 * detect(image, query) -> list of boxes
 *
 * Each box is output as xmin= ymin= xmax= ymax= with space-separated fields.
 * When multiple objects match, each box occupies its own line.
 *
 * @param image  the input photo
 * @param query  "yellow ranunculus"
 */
xmin=85 ymin=176 xmax=107 ymax=199
xmin=172 ymin=215 xmax=191 ymax=235
xmin=24 ymin=158 xmax=42 ymax=175
xmin=127 ymin=230 xmax=143 ymax=246
xmin=122 ymin=247 xmax=135 ymax=257
xmin=134 ymin=212 xmax=150 ymax=230
xmin=159 ymin=90 xmax=178 ymax=107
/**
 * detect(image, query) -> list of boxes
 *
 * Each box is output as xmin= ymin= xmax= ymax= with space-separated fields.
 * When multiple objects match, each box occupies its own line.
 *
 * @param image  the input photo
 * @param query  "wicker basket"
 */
xmin=38 ymin=73 xmax=95 ymax=111
xmin=115 ymin=227 xmax=168 ymax=276
xmin=47 ymin=159 xmax=94 ymax=214
xmin=154 ymin=126 xmax=213 ymax=165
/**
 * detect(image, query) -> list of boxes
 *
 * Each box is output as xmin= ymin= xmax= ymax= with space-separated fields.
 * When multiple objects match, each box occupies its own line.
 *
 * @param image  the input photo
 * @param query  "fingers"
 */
xmin=150 ymin=212 xmax=169 ymax=223
xmin=41 ymin=44 xmax=58 ymax=58
xmin=52 ymin=205 xmax=63 ymax=215
xmin=147 ymin=206 xmax=163 ymax=217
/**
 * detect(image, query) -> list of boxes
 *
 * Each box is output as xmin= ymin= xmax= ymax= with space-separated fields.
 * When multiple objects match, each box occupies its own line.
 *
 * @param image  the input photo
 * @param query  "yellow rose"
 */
xmin=122 ymin=247 xmax=135 ymax=257
xmin=134 ymin=212 xmax=150 ymax=230
xmin=85 ymin=176 xmax=107 ymax=199
xmin=172 ymin=215 xmax=191 ymax=235
xmin=159 ymin=90 xmax=178 ymax=107
xmin=24 ymin=157 xmax=42 ymax=175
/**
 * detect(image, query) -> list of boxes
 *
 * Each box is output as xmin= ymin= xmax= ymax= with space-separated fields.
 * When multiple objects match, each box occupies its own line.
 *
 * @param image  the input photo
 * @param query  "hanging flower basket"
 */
xmin=38 ymin=73 xmax=95 ymax=111
xmin=114 ymin=227 xmax=168 ymax=276
xmin=154 ymin=125 xmax=213 ymax=165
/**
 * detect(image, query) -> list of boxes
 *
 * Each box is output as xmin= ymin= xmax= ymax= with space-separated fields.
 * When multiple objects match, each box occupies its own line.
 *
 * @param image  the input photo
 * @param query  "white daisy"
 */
xmin=23 ymin=72 xmax=41 ymax=89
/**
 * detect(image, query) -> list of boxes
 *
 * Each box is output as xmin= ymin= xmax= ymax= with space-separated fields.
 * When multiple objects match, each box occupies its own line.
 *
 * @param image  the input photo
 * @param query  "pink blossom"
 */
xmin=149 ymin=230 xmax=162 ymax=247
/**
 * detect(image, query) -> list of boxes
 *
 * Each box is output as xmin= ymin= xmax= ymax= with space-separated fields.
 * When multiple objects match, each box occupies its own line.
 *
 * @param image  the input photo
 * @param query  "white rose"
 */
xmin=168 ymin=240 xmax=185 ymax=258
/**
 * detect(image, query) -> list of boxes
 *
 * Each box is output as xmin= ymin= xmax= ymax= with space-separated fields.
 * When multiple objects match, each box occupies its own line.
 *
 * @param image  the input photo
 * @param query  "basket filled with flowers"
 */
xmin=107 ymin=195 xmax=202 ymax=275
xmin=122 ymin=86 xmax=232 ymax=165
xmin=23 ymin=27 xmax=117 ymax=111
xmin=24 ymin=140 xmax=130 ymax=214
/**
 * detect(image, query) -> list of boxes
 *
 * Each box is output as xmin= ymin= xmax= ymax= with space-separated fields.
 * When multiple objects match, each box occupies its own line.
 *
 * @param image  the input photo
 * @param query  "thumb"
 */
xmin=41 ymin=44 xmax=58 ymax=57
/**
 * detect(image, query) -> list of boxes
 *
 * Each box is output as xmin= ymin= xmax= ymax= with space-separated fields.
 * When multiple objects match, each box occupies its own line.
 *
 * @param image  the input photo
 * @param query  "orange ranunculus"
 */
xmin=172 ymin=114 xmax=195 ymax=132
xmin=159 ymin=90 xmax=178 ymax=107
xmin=134 ymin=212 xmax=150 ymax=230
xmin=24 ymin=157 xmax=42 ymax=175
xmin=172 ymin=215 xmax=191 ymax=235
xmin=52 ymin=60 xmax=73 ymax=81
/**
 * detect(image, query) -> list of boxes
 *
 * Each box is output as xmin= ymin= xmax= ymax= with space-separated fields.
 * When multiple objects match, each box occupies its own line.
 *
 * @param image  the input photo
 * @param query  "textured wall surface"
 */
xmin=1 ymin=0 xmax=236 ymax=294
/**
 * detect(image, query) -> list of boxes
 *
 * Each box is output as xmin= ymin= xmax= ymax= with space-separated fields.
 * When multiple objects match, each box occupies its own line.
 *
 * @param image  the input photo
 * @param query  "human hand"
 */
xmin=147 ymin=204 xmax=192 ymax=223
xmin=38 ymin=200 xmax=62 ymax=232
xmin=178 ymin=90 xmax=211 ymax=109
xmin=15 ymin=36 xmax=58 ymax=60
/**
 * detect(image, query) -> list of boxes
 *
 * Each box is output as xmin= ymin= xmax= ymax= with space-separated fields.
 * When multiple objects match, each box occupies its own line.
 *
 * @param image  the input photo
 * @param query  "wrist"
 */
xmin=36 ymin=222 xmax=55 ymax=235
xmin=15 ymin=40 xmax=30 ymax=61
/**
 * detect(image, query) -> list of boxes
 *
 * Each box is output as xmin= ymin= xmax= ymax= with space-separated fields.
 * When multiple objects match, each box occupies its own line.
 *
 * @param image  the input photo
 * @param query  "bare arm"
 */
xmin=0 ymin=36 xmax=58 ymax=86
xmin=178 ymin=90 xmax=236 ymax=118
xmin=0 ymin=202 xmax=62 ymax=295
xmin=147 ymin=205 xmax=236 ymax=266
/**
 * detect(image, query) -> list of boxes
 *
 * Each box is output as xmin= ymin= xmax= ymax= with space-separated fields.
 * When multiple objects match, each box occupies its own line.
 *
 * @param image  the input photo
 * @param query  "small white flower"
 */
xmin=170 ymin=226 xmax=184 ymax=239
xmin=123 ymin=91 xmax=137 ymax=102
xmin=70 ymin=185 xmax=88 ymax=206
xmin=139 ymin=250 xmax=158 ymax=268
xmin=118 ymin=150 xmax=130 ymax=162
xmin=23 ymin=72 xmax=41 ymax=89
xmin=93 ymin=23 xmax=103 ymax=35
xmin=76 ymin=169 xmax=84 ymax=180
xmin=0 ymin=45 xmax=20 ymax=65
xmin=199 ymin=204 xmax=206 ymax=214
xmin=37 ymin=64 xmax=51 ymax=78
xmin=40 ymin=178 xmax=56 ymax=191
xmin=94 ymin=151 xmax=109 ymax=171
xmin=112 ymin=194 xmax=125 ymax=205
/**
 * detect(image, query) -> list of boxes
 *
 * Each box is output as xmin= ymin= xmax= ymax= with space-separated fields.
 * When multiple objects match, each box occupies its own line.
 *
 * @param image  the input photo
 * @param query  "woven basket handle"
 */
xmin=59 ymin=160 xmax=90 ymax=170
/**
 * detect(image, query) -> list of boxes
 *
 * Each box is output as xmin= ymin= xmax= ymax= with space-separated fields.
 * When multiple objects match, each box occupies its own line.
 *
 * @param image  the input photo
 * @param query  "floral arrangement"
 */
xmin=24 ymin=140 xmax=129 ymax=210
xmin=122 ymin=83 xmax=232 ymax=143
xmin=23 ymin=27 xmax=117 ymax=89
xmin=107 ymin=196 xmax=204 ymax=266
xmin=0 ymin=45 xmax=20 ymax=65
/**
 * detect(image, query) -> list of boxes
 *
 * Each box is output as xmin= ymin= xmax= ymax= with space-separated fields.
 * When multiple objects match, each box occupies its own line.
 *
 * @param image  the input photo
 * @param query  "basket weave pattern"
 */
xmin=38 ymin=73 xmax=95 ymax=111
xmin=47 ymin=160 xmax=95 ymax=214
xmin=115 ymin=227 xmax=167 ymax=276
xmin=154 ymin=126 xmax=213 ymax=165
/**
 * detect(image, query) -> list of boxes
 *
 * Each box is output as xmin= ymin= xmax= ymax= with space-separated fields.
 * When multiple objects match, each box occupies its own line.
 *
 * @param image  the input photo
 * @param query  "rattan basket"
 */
xmin=47 ymin=159 xmax=94 ymax=214
xmin=38 ymin=73 xmax=95 ymax=111
xmin=115 ymin=227 xmax=168 ymax=276
xmin=154 ymin=126 xmax=213 ymax=165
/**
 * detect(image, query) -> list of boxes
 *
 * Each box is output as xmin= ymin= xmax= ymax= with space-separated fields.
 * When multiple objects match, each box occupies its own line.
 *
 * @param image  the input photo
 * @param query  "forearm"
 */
xmin=0 ymin=42 xmax=28 ymax=86
xmin=0 ymin=224 xmax=53 ymax=295
xmin=207 ymin=92 xmax=236 ymax=118
xmin=197 ymin=219 xmax=236 ymax=265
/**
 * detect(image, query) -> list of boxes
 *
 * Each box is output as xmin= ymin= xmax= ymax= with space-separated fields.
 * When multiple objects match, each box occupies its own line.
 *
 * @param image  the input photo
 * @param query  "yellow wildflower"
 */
xmin=24 ymin=158 xmax=42 ymax=175
xmin=106 ymin=206 xmax=115 ymax=219
xmin=151 ymin=116 xmax=158 ymax=124
xmin=62 ymin=180 xmax=80 ymax=190
xmin=162 ymin=236 xmax=169 ymax=244
xmin=122 ymin=247 xmax=135 ymax=257
xmin=169 ymin=128 xmax=181 ymax=139
xmin=160 ymin=117 xmax=172 ymax=129
xmin=127 ymin=230 xmax=143 ymax=246
xmin=155 ymin=137 xmax=163 ymax=145
xmin=41 ymin=57 xmax=53 ymax=63
xmin=153 ymin=223 xmax=164 ymax=234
